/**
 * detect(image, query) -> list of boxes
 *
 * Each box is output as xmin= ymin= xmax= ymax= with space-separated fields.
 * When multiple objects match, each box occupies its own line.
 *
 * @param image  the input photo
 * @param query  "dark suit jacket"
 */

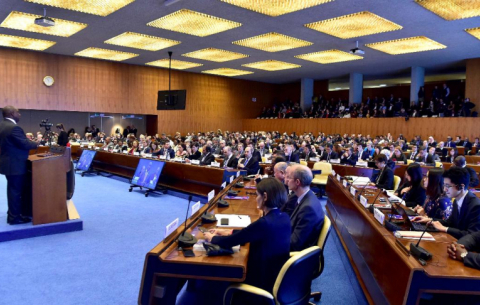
xmin=199 ymin=153 xmax=215 ymax=165
xmin=425 ymin=153 xmax=436 ymax=165
xmin=340 ymin=153 xmax=358 ymax=166
xmin=321 ymin=151 xmax=338 ymax=161
xmin=466 ymin=166 xmax=480 ymax=188
xmin=257 ymin=148 xmax=268 ymax=157
xmin=212 ymin=209 xmax=291 ymax=292
xmin=224 ymin=154 xmax=238 ymax=168
xmin=409 ymin=151 xmax=418 ymax=160
xmin=281 ymin=192 xmax=298 ymax=217
xmin=391 ymin=153 xmax=407 ymax=163
xmin=159 ymin=148 xmax=175 ymax=159
xmin=0 ymin=119 xmax=38 ymax=176
xmin=359 ymin=150 xmax=371 ymax=160
xmin=440 ymin=191 xmax=480 ymax=239
xmin=285 ymin=152 xmax=300 ymax=163
xmin=463 ymin=141 xmax=473 ymax=151
xmin=187 ymin=150 xmax=201 ymax=160
xmin=252 ymin=149 xmax=261 ymax=161
xmin=397 ymin=183 xmax=426 ymax=208
xmin=445 ymin=141 xmax=457 ymax=148
xmin=290 ymin=190 xmax=325 ymax=251
xmin=436 ymin=147 xmax=448 ymax=158
xmin=457 ymin=231 xmax=480 ymax=270
xmin=303 ymin=151 xmax=317 ymax=162
xmin=242 ymin=156 xmax=260 ymax=175
xmin=374 ymin=167 xmax=394 ymax=190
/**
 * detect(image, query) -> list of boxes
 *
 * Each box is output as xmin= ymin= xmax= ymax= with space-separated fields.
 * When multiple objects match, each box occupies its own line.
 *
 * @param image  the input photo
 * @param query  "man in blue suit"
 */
xmin=0 ymin=106 xmax=38 ymax=224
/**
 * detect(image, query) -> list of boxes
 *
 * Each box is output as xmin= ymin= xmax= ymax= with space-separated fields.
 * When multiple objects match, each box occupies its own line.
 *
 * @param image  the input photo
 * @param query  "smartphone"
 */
xmin=197 ymin=227 xmax=207 ymax=233
xmin=221 ymin=218 xmax=229 ymax=225
xmin=183 ymin=249 xmax=195 ymax=257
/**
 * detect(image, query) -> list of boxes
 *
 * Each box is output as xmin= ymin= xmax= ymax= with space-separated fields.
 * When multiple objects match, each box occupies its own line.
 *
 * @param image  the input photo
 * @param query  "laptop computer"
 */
xmin=393 ymin=202 xmax=438 ymax=232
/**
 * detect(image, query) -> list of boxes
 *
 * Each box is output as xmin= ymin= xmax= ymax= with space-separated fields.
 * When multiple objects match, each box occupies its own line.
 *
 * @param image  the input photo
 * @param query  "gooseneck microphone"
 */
xmin=368 ymin=188 xmax=385 ymax=214
xmin=201 ymin=194 xmax=217 ymax=223
xmin=410 ymin=220 xmax=433 ymax=261
xmin=178 ymin=195 xmax=198 ymax=248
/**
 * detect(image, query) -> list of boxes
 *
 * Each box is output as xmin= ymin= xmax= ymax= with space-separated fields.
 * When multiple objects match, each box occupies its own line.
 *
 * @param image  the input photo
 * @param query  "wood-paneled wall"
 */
xmin=0 ymin=48 xmax=277 ymax=135
xmin=243 ymin=117 xmax=480 ymax=140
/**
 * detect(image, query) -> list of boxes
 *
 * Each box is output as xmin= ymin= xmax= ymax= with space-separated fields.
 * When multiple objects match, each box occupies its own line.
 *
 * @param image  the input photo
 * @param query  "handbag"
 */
xmin=203 ymin=242 xmax=234 ymax=256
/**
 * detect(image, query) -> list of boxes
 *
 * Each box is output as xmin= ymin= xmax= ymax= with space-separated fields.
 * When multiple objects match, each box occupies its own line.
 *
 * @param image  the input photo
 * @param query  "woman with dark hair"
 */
xmin=128 ymin=140 xmax=139 ymax=155
xmin=56 ymin=123 xmax=68 ymax=146
xmin=414 ymin=168 xmax=453 ymax=220
xmin=204 ymin=177 xmax=291 ymax=294
xmin=391 ymin=146 xmax=407 ymax=163
xmin=395 ymin=163 xmax=426 ymax=208
xmin=443 ymin=147 xmax=458 ymax=163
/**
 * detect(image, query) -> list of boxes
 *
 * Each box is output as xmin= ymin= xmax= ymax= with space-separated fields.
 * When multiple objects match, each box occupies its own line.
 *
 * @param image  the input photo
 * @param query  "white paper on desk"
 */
xmin=193 ymin=239 xmax=240 ymax=252
xmin=396 ymin=231 xmax=435 ymax=241
xmin=349 ymin=176 xmax=371 ymax=185
xmin=386 ymin=192 xmax=405 ymax=205
xmin=215 ymin=214 xmax=251 ymax=228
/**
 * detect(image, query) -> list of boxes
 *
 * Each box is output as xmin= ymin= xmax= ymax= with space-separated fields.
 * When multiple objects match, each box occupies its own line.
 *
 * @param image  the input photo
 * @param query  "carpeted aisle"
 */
xmin=0 ymin=174 xmax=365 ymax=304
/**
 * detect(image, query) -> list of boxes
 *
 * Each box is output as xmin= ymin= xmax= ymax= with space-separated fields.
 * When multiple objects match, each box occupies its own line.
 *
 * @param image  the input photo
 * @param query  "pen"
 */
xmin=238 ymin=216 xmax=242 ymax=219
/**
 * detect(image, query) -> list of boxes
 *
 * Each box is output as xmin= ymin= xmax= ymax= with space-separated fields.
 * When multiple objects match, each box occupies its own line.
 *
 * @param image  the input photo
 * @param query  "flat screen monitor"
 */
xmin=157 ymin=90 xmax=186 ymax=110
xmin=77 ymin=150 xmax=96 ymax=171
xmin=131 ymin=159 xmax=166 ymax=190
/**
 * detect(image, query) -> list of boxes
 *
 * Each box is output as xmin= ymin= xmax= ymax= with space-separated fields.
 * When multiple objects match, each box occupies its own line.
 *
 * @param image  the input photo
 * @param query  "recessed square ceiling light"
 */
xmin=202 ymin=68 xmax=253 ymax=77
xmin=242 ymin=60 xmax=301 ymax=71
xmin=305 ymin=11 xmax=402 ymax=39
xmin=415 ymin=0 xmax=480 ymax=21
xmin=220 ymin=0 xmax=333 ymax=17
xmin=0 ymin=34 xmax=55 ymax=51
xmin=105 ymin=32 xmax=180 ymax=51
xmin=0 ymin=11 xmax=87 ymax=37
xmin=146 ymin=59 xmax=203 ymax=70
xmin=147 ymin=9 xmax=241 ymax=37
xmin=24 ymin=0 xmax=135 ymax=17
xmin=232 ymin=32 xmax=313 ymax=52
xmin=182 ymin=48 xmax=248 ymax=62
xmin=365 ymin=36 xmax=447 ymax=55
xmin=466 ymin=27 xmax=480 ymax=41
xmin=295 ymin=49 xmax=363 ymax=64
xmin=75 ymin=47 xmax=138 ymax=61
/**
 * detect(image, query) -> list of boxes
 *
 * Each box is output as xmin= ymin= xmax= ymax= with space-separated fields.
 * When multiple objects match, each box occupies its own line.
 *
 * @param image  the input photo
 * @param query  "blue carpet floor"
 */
xmin=0 ymin=174 xmax=366 ymax=305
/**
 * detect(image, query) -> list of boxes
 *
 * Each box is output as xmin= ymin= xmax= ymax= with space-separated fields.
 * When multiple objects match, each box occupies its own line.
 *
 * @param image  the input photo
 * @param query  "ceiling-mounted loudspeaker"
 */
xmin=164 ymin=0 xmax=182 ymax=6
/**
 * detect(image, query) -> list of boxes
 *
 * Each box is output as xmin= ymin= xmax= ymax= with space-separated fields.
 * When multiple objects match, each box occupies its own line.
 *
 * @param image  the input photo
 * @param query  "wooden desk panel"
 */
xmin=326 ymin=176 xmax=480 ymax=305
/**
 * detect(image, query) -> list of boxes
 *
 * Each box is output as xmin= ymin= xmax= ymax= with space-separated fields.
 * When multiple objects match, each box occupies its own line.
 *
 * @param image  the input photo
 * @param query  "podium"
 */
xmin=27 ymin=147 xmax=71 ymax=225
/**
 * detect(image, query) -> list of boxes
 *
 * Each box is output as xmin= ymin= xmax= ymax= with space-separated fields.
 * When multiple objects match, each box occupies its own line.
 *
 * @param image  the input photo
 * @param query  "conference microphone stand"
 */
xmin=178 ymin=195 xmax=198 ymax=248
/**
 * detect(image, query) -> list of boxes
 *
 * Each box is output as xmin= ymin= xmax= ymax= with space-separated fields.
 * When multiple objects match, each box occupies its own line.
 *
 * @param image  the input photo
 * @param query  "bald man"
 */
xmin=285 ymin=164 xmax=325 ymax=251
xmin=0 ymin=106 xmax=38 ymax=224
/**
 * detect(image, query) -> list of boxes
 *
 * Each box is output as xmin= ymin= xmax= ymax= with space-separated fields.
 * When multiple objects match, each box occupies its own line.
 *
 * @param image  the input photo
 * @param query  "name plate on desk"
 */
xmin=211 ymin=162 xmax=220 ymax=168
xmin=103 ymin=147 xmax=108 ymax=151
xmin=145 ymin=153 xmax=152 ymax=158
xmin=113 ymin=149 xmax=118 ymax=153
xmin=343 ymin=179 xmax=348 ymax=188
xmin=134 ymin=152 xmax=140 ymax=156
xmin=164 ymin=218 xmax=179 ymax=239
xmin=191 ymin=159 xmax=199 ymax=165
xmin=95 ymin=147 xmax=100 ymax=150
xmin=337 ymin=174 xmax=341 ymax=182
xmin=123 ymin=151 xmax=128 ymax=154
xmin=159 ymin=155 xmax=166 ymax=160
xmin=208 ymin=190 xmax=215 ymax=202
xmin=229 ymin=176 xmax=233 ymax=183
xmin=396 ymin=161 xmax=405 ymax=164
xmin=191 ymin=201 xmax=201 ymax=216
xmin=360 ymin=195 xmax=368 ymax=207
xmin=221 ymin=181 xmax=226 ymax=189
xmin=374 ymin=208 xmax=385 ymax=224
xmin=330 ymin=159 xmax=340 ymax=164
xmin=350 ymin=186 xmax=356 ymax=196
xmin=80 ymin=144 xmax=85 ymax=148
xmin=88 ymin=145 xmax=93 ymax=149
xmin=332 ymin=170 xmax=336 ymax=176
xmin=236 ymin=171 xmax=240 ymax=178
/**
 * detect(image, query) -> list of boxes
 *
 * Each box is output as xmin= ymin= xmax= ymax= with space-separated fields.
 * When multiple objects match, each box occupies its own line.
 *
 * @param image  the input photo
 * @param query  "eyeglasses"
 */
xmin=443 ymin=184 xmax=456 ymax=189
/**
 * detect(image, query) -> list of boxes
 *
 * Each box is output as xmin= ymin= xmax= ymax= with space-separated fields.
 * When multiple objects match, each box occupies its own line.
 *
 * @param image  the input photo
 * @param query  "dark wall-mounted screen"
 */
xmin=157 ymin=90 xmax=186 ymax=110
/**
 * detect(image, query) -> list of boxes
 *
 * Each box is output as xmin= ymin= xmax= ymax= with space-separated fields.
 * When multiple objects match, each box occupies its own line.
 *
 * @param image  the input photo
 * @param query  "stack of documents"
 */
xmin=349 ymin=176 xmax=371 ymax=185
xmin=395 ymin=231 xmax=435 ymax=241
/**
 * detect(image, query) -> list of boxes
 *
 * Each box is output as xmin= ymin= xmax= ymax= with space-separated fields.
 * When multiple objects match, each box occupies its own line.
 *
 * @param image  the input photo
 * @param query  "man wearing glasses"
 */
xmin=413 ymin=167 xmax=480 ymax=239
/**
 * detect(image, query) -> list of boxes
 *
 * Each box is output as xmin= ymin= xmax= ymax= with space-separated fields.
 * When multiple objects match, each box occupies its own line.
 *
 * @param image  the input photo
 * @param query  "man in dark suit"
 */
xmin=0 ymin=106 xmax=38 ymax=224
xmin=199 ymin=145 xmax=215 ymax=166
xmin=257 ymin=141 xmax=268 ymax=157
xmin=320 ymin=144 xmax=338 ymax=162
xmin=285 ymin=164 xmax=325 ymax=251
xmin=453 ymin=156 xmax=480 ymax=188
xmin=238 ymin=147 xmax=259 ymax=175
xmin=462 ymin=137 xmax=473 ymax=151
xmin=340 ymin=147 xmax=358 ymax=166
xmin=409 ymin=145 xmax=419 ymax=161
xmin=448 ymin=231 xmax=480 ymax=270
xmin=301 ymin=144 xmax=317 ymax=161
xmin=248 ymin=143 xmax=261 ymax=161
xmin=223 ymin=146 xmax=238 ymax=169
xmin=414 ymin=167 xmax=480 ymax=239
xmin=436 ymin=141 xmax=448 ymax=158
xmin=284 ymin=145 xmax=300 ymax=163
xmin=445 ymin=136 xmax=456 ymax=148
xmin=358 ymin=144 xmax=370 ymax=160
xmin=159 ymin=142 xmax=175 ymax=159
xmin=372 ymin=154 xmax=394 ymax=190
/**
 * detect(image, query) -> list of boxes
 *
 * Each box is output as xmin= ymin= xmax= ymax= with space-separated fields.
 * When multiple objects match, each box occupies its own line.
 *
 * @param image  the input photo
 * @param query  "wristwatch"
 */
xmin=461 ymin=251 xmax=468 ymax=261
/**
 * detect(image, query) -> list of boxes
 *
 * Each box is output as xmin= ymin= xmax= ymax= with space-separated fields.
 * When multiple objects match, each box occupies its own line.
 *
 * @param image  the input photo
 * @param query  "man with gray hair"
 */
xmin=285 ymin=164 xmax=325 ymax=251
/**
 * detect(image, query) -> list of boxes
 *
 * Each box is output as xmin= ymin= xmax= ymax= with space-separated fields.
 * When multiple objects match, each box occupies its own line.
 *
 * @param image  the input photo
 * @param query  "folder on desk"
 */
xmin=215 ymin=214 xmax=251 ymax=228
xmin=395 ymin=231 xmax=435 ymax=241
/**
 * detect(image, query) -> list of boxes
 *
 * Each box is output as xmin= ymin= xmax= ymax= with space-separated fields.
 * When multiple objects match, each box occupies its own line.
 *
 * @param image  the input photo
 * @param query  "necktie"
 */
xmin=244 ymin=158 xmax=249 ymax=166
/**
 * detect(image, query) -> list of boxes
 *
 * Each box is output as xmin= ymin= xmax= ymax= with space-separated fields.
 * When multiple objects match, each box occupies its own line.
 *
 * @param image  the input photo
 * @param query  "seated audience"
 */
xmin=453 ymin=156 xmax=480 ymax=188
xmin=238 ymin=147 xmax=260 ymax=175
xmin=372 ymin=154 xmax=394 ymax=190
xmin=395 ymin=163 xmax=426 ymax=208
xmin=414 ymin=168 xmax=452 ymax=220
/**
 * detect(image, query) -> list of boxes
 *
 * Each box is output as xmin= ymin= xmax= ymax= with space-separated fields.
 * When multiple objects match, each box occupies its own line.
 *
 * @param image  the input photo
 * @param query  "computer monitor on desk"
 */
xmin=131 ymin=159 xmax=165 ymax=190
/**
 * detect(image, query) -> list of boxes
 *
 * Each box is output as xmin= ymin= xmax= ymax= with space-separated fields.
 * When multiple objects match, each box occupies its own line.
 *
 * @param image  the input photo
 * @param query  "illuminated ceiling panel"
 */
xmin=182 ymin=48 xmax=248 ymax=62
xmin=232 ymin=32 xmax=313 ymax=52
xmin=147 ymin=9 xmax=241 ymax=37
xmin=105 ymin=32 xmax=180 ymax=51
xmin=305 ymin=11 xmax=402 ymax=39
xmin=24 ymin=0 xmax=135 ymax=17
xmin=202 ymin=68 xmax=253 ymax=77
xmin=295 ymin=49 xmax=363 ymax=64
xmin=466 ymin=27 xmax=480 ymax=41
xmin=146 ymin=59 xmax=203 ymax=70
xmin=220 ymin=0 xmax=333 ymax=17
xmin=0 ymin=11 xmax=87 ymax=37
xmin=242 ymin=60 xmax=301 ymax=71
xmin=0 ymin=34 xmax=55 ymax=51
xmin=415 ymin=0 xmax=480 ymax=20
xmin=366 ymin=36 xmax=447 ymax=55
xmin=75 ymin=47 xmax=138 ymax=61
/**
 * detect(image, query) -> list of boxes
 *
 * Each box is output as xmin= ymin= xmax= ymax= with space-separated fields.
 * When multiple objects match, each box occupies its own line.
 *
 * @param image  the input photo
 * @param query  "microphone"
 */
xmin=347 ymin=174 xmax=364 ymax=197
xmin=368 ymin=188 xmax=385 ymax=214
xmin=201 ymin=195 xmax=217 ymax=224
xmin=410 ymin=220 xmax=433 ymax=261
xmin=178 ymin=195 xmax=198 ymax=248
xmin=356 ymin=175 xmax=370 ymax=201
